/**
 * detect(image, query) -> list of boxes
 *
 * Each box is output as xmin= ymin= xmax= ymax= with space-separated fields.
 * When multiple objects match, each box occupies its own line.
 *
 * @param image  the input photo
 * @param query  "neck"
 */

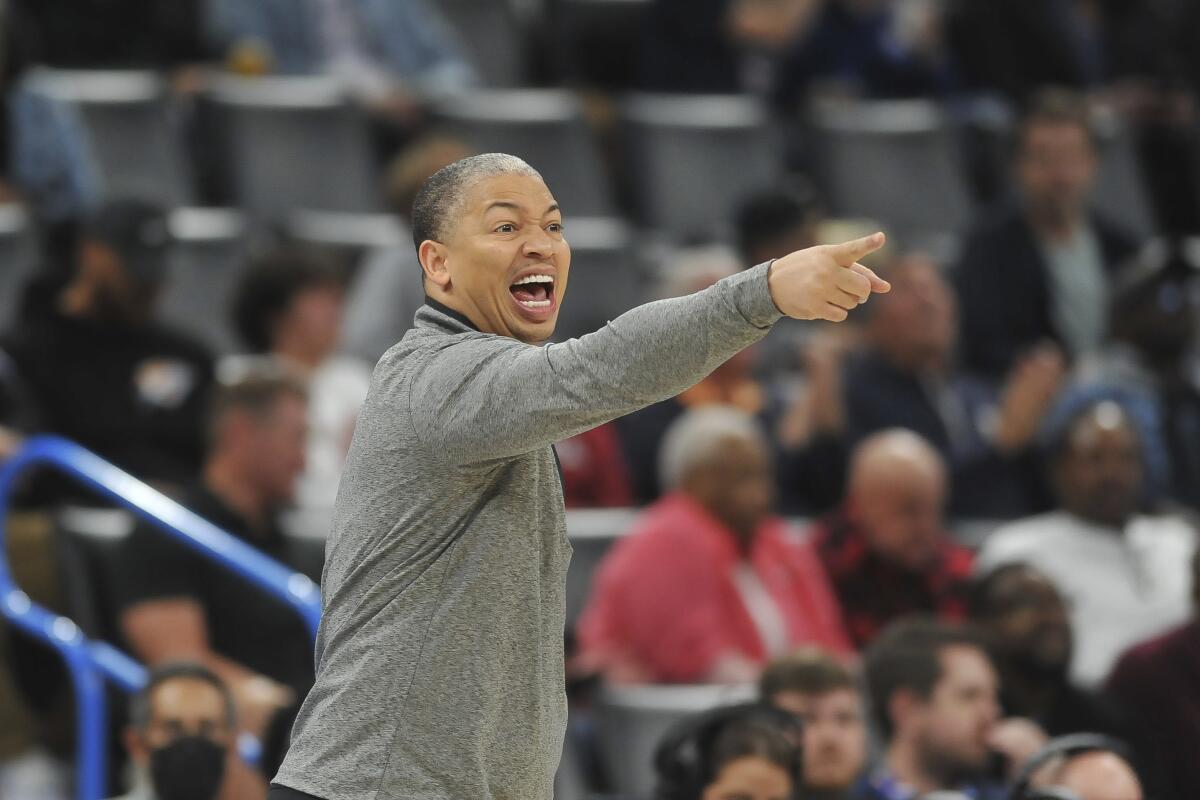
xmin=886 ymin=738 xmax=940 ymax=795
xmin=203 ymin=456 xmax=269 ymax=530
xmin=1029 ymin=208 xmax=1084 ymax=243
xmin=273 ymin=341 xmax=322 ymax=372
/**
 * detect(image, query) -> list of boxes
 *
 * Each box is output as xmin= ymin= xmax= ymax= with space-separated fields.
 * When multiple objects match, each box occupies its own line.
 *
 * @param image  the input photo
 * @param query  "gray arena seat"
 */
xmin=564 ymin=507 xmax=638 ymax=631
xmin=621 ymin=93 xmax=783 ymax=240
xmin=439 ymin=0 xmax=528 ymax=87
xmin=158 ymin=208 xmax=248 ymax=354
xmin=25 ymin=68 xmax=194 ymax=206
xmin=431 ymin=89 xmax=616 ymax=216
xmin=810 ymin=99 xmax=973 ymax=242
xmin=1090 ymin=107 xmax=1156 ymax=239
xmin=53 ymin=506 xmax=136 ymax=643
xmin=553 ymin=217 xmax=647 ymax=342
xmin=209 ymin=75 xmax=379 ymax=217
xmin=594 ymin=682 xmax=756 ymax=797
xmin=0 ymin=204 xmax=38 ymax=332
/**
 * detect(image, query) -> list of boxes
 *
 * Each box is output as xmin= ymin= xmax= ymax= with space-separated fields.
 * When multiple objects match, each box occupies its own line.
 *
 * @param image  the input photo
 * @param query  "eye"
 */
xmin=547 ymin=222 xmax=564 ymax=233
xmin=495 ymin=223 xmax=516 ymax=233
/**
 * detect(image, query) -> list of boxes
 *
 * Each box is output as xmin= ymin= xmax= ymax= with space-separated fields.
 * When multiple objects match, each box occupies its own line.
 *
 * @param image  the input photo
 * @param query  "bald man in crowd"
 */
xmin=269 ymin=154 xmax=889 ymax=800
xmin=810 ymin=429 xmax=974 ymax=647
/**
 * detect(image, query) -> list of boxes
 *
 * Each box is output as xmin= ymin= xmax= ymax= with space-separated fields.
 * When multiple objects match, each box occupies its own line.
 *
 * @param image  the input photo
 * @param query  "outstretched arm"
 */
xmin=407 ymin=235 xmax=888 ymax=467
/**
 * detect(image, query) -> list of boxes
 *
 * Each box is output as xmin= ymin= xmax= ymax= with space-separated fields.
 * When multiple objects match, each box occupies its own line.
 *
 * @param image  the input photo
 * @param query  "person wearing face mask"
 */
xmin=111 ymin=662 xmax=259 ymax=800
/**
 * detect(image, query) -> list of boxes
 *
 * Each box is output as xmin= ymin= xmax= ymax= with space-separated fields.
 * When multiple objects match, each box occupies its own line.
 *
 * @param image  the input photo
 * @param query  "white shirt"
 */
xmin=297 ymin=356 xmax=372 ymax=510
xmin=977 ymin=510 xmax=1196 ymax=687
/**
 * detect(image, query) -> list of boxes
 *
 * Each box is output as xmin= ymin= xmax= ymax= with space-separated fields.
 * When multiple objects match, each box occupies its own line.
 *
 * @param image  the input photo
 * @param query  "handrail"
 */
xmin=0 ymin=435 xmax=323 ymax=800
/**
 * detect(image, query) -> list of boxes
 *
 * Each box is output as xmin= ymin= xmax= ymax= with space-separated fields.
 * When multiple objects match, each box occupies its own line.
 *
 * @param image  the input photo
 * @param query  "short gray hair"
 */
xmin=658 ymin=405 xmax=766 ymax=490
xmin=410 ymin=153 xmax=543 ymax=251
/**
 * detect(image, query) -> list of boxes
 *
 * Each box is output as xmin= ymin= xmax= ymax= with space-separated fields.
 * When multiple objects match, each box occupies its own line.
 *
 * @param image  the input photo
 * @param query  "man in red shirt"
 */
xmin=577 ymin=406 xmax=851 ymax=684
xmin=812 ymin=429 xmax=974 ymax=648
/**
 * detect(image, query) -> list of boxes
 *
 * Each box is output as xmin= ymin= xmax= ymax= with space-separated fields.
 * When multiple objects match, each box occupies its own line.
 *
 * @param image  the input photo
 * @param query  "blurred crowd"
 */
xmin=0 ymin=0 xmax=1198 ymax=799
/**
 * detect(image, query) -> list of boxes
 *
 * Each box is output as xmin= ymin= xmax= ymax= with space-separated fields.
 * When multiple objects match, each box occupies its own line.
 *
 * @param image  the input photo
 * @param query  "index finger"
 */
xmin=828 ymin=231 xmax=886 ymax=265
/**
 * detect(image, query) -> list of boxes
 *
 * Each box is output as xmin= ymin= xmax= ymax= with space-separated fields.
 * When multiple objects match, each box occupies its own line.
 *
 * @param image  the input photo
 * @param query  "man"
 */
xmin=954 ymin=89 xmax=1141 ymax=379
xmin=760 ymin=647 xmax=867 ymax=800
xmin=119 ymin=369 xmax=316 ymax=739
xmin=1106 ymin=547 xmax=1200 ymax=800
xmin=969 ymin=564 xmax=1126 ymax=738
xmin=811 ymin=429 xmax=974 ymax=648
xmin=978 ymin=398 xmax=1196 ymax=686
xmin=844 ymin=253 xmax=1063 ymax=518
xmin=0 ymin=198 xmax=213 ymax=493
xmin=577 ymin=407 xmax=850 ymax=684
xmin=857 ymin=618 xmax=1045 ymax=800
xmin=270 ymin=153 xmax=889 ymax=800
xmin=111 ymin=662 xmax=260 ymax=800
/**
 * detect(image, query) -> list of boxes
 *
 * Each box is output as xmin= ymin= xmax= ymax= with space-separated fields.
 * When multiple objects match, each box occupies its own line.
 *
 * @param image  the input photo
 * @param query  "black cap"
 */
xmin=83 ymin=198 xmax=173 ymax=283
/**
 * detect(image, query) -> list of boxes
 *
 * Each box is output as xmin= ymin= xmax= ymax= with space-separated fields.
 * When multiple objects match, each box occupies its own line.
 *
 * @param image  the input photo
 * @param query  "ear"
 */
xmin=124 ymin=726 xmax=149 ymax=766
xmin=889 ymin=688 xmax=922 ymax=734
xmin=419 ymin=240 xmax=451 ymax=290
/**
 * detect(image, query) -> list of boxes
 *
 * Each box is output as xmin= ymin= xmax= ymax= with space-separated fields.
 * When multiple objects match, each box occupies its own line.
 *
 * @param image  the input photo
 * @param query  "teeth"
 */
xmin=518 ymin=299 xmax=552 ymax=308
xmin=513 ymin=274 xmax=554 ymax=286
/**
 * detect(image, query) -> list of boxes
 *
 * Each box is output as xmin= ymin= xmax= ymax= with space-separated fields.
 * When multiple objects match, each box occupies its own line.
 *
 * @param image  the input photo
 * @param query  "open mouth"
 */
xmin=509 ymin=273 xmax=556 ymax=312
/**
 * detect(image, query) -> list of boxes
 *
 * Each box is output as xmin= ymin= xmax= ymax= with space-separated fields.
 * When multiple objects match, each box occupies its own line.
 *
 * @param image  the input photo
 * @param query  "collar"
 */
xmin=418 ymin=296 xmax=481 ymax=333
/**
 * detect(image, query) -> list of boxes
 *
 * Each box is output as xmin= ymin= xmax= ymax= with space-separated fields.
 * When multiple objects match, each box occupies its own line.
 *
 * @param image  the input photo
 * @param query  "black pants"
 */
xmin=268 ymin=784 xmax=328 ymax=800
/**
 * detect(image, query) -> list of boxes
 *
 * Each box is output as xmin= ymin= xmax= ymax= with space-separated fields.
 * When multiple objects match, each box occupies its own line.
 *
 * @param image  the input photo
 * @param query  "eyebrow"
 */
xmin=484 ymin=201 xmax=560 ymax=215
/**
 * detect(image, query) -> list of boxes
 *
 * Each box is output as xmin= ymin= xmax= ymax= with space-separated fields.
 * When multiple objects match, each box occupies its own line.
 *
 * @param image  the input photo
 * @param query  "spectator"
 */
xmin=978 ymin=398 xmax=1196 ymax=687
xmin=812 ymin=430 xmax=974 ymax=648
xmin=555 ymin=425 xmax=633 ymax=508
xmin=1086 ymin=247 xmax=1200 ymax=508
xmin=118 ymin=368 xmax=317 ymax=738
xmin=655 ymin=703 xmax=802 ymax=800
xmin=339 ymin=135 xmax=472 ymax=365
xmin=760 ymin=647 xmax=867 ymax=800
xmin=206 ymin=0 xmax=475 ymax=100
xmin=0 ymin=198 xmax=213 ymax=493
xmin=110 ymin=662 xmax=262 ymax=800
xmin=858 ymin=618 xmax=1046 ymax=800
xmin=0 ymin=8 xmax=98 ymax=233
xmin=1023 ymin=740 xmax=1144 ymax=800
xmin=844 ymin=253 xmax=1063 ymax=518
xmin=14 ymin=0 xmax=207 ymax=71
xmin=954 ymin=89 xmax=1140 ymax=379
xmin=1105 ymin=547 xmax=1200 ymax=800
xmin=578 ymin=406 xmax=850 ymax=685
xmin=229 ymin=245 xmax=370 ymax=510
xmin=969 ymin=564 xmax=1126 ymax=739
xmin=639 ymin=0 xmax=951 ymax=103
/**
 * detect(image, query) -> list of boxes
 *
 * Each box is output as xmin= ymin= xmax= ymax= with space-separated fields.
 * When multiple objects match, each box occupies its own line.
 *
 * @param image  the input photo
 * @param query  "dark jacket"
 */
xmin=953 ymin=204 xmax=1139 ymax=378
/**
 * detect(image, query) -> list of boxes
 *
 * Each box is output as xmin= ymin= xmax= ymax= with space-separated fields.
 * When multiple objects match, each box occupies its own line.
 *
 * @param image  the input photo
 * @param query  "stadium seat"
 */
xmin=439 ymin=0 xmax=528 ymax=87
xmin=158 ymin=207 xmax=248 ymax=354
xmin=552 ymin=217 xmax=646 ymax=342
xmin=209 ymin=75 xmax=379 ymax=218
xmin=25 ymin=68 xmax=194 ymax=207
xmin=809 ymin=99 xmax=974 ymax=242
xmin=620 ymin=93 xmax=783 ymax=240
xmin=1091 ymin=107 xmax=1157 ymax=239
xmin=594 ymin=682 xmax=756 ymax=797
xmin=52 ymin=506 xmax=136 ymax=644
xmin=564 ymin=507 xmax=637 ymax=631
xmin=0 ymin=204 xmax=38 ymax=333
xmin=431 ymin=89 xmax=616 ymax=216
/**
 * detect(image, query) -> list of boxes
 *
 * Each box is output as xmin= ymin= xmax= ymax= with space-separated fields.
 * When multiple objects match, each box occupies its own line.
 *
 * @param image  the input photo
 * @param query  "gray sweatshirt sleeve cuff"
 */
xmin=722 ymin=260 xmax=784 ymax=329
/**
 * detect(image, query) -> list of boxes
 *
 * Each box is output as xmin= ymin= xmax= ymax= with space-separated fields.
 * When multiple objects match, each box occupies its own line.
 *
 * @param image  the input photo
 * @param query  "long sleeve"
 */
xmin=407 ymin=262 xmax=781 ymax=468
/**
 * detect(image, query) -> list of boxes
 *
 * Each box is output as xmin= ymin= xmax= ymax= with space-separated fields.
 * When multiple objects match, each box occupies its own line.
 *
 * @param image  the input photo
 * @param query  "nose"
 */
xmin=522 ymin=227 xmax=554 ymax=260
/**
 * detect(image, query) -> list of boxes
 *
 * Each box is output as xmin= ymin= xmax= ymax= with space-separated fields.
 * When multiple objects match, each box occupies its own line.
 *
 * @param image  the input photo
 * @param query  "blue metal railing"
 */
xmin=0 ymin=436 xmax=323 ymax=800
